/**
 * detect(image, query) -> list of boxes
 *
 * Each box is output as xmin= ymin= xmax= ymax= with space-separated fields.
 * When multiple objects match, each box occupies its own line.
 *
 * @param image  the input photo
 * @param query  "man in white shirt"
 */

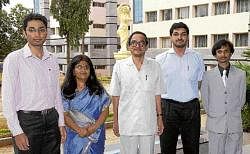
xmin=155 ymin=22 xmax=205 ymax=154
xmin=110 ymin=31 xmax=164 ymax=154
xmin=2 ymin=13 xmax=66 ymax=153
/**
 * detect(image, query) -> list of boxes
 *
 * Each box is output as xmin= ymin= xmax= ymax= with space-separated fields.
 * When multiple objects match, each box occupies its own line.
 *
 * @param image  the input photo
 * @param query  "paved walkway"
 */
xmin=1 ymin=114 xmax=250 ymax=154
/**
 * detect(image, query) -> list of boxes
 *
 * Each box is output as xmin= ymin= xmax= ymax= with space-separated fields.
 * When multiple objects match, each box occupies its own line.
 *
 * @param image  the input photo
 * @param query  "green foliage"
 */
xmin=0 ymin=4 xmax=30 ymax=60
xmin=0 ymin=129 xmax=10 ymax=136
xmin=242 ymin=48 xmax=250 ymax=58
xmin=50 ymin=0 xmax=91 ymax=64
xmin=0 ymin=0 xmax=9 ymax=10
xmin=235 ymin=59 xmax=250 ymax=131
xmin=242 ymin=104 xmax=250 ymax=131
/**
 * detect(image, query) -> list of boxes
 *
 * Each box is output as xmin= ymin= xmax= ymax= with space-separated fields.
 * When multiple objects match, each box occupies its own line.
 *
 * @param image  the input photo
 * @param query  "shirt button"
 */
xmin=224 ymin=91 xmax=227 ymax=94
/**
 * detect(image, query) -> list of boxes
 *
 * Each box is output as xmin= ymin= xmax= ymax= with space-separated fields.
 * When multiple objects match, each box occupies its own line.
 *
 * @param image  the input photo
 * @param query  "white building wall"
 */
xmin=131 ymin=0 xmax=249 ymax=63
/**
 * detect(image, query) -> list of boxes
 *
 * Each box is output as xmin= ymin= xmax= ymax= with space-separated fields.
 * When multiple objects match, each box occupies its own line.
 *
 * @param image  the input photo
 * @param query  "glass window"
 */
xmin=177 ymin=7 xmax=189 ymax=19
xmin=161 ymin=9 xmax=172 ymax=21
xmin=94 ymin=44 xmax=106 ymax=49
xmin=92 ymin=2 xmax=105 ymax=7
xmin=236 ymin=0 xmax=249 ymax=13
xmin=213 ymin=34 xmax=229 ymax=43
xmin=56 ymin=45 xmax=63 ymax=53
xmin=93 ymin=24 xmax=105 ymax=29
xmin=50 ymin=28 xmax=55 ymax=35
xmin=94 ymin=65 xmax=106 ymax=69
xmin=148 ymin=38 xmax=157 ymax=48
xmin=235 ymin=33 xmax=248 ymax=47
xmin=51 ymin=46 xmax=55 ymax=53
xmin=146 ymin=11 xmax=157 ymax=22
xmin=133 ymin=0 xmax=143 ymax=23
xmin=194 ymin=35 xmax=207 ymax=47
xmin=161 ymin=37 xmax=171 ymax=48
xmin=214 ymin=1 xmax=230 ymax=15
xmin=195 ymin=4 xmax=208 ymax=17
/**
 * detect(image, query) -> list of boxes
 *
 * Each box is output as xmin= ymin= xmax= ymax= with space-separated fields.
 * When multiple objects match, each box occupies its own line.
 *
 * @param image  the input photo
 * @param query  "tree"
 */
xmin=9 ymin=4 xmax=31 ymax=50
xmin=0 ymin=4 xmax=30 ymax=60
xmin=0 ymin=10 xmax=12 ymax=60
xmin=0 ymin=0 xmax=9 ymax=10
xmin=50 ymin=0 xmax=91 ymax=64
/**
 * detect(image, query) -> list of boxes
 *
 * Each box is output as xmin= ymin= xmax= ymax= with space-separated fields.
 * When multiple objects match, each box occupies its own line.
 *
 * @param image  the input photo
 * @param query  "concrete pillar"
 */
xmin=106 ymin=0 xmax=118 ymax=76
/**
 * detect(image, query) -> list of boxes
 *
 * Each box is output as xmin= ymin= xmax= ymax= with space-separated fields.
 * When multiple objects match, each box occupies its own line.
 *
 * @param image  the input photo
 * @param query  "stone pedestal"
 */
xmin=114 ymin=51 xmax=131 ymax=60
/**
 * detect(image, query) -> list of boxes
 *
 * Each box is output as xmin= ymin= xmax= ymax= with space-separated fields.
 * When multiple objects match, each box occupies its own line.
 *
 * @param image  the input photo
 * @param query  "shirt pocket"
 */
xmin=48 ymin=68 xmax=58 ymax=87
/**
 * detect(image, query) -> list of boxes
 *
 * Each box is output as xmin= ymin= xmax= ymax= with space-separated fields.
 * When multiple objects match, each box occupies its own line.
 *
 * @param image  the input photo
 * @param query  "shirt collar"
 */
xmin=218 ymin=64 xmax=230 ymax=77
xmin=22 ymin=43 xmax=51 ymax=60
xmin=126 ymin=56 xmax=149 ymax=66
xmin=167 ymin=48 xmax=192 ymax=55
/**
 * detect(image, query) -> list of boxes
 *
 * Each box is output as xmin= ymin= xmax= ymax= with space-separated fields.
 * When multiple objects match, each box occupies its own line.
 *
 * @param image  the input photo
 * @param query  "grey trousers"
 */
xmin=208 ymin=131 xmax=243 ymax=154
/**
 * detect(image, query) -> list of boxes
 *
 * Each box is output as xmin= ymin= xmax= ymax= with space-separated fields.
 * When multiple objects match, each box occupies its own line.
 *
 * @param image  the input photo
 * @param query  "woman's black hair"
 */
xmin=61 ymin=54 xmax=104 ymax=99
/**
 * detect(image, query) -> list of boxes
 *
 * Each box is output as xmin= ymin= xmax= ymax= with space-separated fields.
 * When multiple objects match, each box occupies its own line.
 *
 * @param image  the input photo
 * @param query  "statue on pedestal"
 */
xmin=117 ymin=4 xmax=132 ymax=52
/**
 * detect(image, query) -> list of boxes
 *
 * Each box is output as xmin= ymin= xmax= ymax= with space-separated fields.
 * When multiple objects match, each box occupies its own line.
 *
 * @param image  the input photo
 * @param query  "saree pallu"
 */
xmin=63 ymin=88 xmax=110 ymax=154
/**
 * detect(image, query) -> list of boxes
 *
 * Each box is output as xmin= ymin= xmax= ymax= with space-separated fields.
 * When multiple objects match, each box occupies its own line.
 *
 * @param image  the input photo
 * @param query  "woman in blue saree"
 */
xmin=61 ymin=55 xmax=110 ymax=154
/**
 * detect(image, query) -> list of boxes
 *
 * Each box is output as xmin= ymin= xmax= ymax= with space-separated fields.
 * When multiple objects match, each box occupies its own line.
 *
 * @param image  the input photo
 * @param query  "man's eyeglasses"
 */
xmin=26 ymin=28 xmax=47 ymax=33
xmin=130 ymin=40 xmax=146 ymax=47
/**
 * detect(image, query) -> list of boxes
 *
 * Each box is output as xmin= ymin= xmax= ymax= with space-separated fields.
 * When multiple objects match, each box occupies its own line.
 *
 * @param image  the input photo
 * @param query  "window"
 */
xmin=161 ymin=9 xmax=172 ymax=21
xmin=94 ymin=44 xmax=106 ymax=49
xmin=161 ymin=37 xmax=171 ymax=48
xmin=94 ymin=65 xmax=106 ymax=69
xmin=177 ymin=7 xmax=189 ymax=19
xmin=148 ymin=38 xmax=157 ymax=48
xmin=146 ymin=11 xmax=157 ymax=22
xmin=92 ymin=2 xmax=105 ymax=7
xmin=50 ymin=28 xmax=55 ymax=35
xmin=194 ymin=35 xmax=207 ymax=47
xmin=214 ymin=1 xmax=230 ymax=15
xmin=133 ymin=0 xmax=143 ymax=23
xmin=235 ymin=33 xmax=248 ymax=47
xmin=195 ymin=4 xmax=208 ymax=17
xmin=51 ymin=46 xmax=55 ymax=53
xmin=93 ymin=24 xmax=105 ymax=29
xmin=56 ymin=45 xmax=62 ymax=53
xmin=213 ymin=34 xmax=229 ymax=44
xmin=236 ymin=0 xmax=249 ymax=13
xmin=56 ymin=27 xmax=59 ymax=35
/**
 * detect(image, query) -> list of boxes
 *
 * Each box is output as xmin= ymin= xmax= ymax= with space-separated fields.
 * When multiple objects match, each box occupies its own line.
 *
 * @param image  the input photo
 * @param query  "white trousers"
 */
xmin=208 ymin=131 xmax=243 ymax=154
xmin=120 ymin=135 xmax=155 ymax=154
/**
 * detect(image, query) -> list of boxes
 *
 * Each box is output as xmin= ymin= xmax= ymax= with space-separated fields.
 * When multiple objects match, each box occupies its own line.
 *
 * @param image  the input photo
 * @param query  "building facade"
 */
xmin=131 ymin=0 xmax=249 ymax=66
xmin=41 ymin=0 xmax=128 ymax=75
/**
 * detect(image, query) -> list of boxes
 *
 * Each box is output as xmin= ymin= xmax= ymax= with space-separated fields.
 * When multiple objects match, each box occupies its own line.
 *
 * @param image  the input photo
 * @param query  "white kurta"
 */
xmin=110 ymin=56 xmax=164 ymax=135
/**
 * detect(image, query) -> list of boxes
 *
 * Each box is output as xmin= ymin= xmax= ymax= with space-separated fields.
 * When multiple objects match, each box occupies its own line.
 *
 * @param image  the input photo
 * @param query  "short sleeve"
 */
xmin=110 ymin=63 xmax=121 ymax=96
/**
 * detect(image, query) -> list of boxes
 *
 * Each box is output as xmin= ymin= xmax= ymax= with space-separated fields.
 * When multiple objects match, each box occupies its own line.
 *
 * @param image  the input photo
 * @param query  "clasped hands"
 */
xmin=76 ymin=123 xmax=97 ymax=138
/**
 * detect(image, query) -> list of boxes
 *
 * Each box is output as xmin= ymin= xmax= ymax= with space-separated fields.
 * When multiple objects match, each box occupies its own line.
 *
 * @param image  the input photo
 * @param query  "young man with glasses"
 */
xmin=156 ymin=22 xmax=205 ymax=154
xmin=110 ymin=31 xmax=164 ymax=154
xmin=2 ymin=13 xmax=66 ymax=153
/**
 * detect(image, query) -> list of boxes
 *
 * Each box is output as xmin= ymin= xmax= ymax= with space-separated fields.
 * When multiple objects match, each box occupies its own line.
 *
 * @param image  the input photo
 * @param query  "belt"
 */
xmin=164 ymin=98 xmax=198 ymax=104
xmin=18 ymin=107 xmax=55 ymax=115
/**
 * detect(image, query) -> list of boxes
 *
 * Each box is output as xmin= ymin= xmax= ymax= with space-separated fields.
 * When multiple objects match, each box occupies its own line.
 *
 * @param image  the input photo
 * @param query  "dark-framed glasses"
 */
xmin=130 ymin=40 xmax=146 ymax=47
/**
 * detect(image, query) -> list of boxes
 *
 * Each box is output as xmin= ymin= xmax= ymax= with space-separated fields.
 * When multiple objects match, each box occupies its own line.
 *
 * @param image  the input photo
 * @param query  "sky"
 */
xmin=3 ymin=0 xmax=33 ymax=12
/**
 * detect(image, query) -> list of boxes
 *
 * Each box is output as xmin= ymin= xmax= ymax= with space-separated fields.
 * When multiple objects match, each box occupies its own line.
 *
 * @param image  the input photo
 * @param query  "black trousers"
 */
xmin=14 ymin=108 xmax=61 ymax=154
xmin=160 ymin=98 xmax=200 ymax=154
